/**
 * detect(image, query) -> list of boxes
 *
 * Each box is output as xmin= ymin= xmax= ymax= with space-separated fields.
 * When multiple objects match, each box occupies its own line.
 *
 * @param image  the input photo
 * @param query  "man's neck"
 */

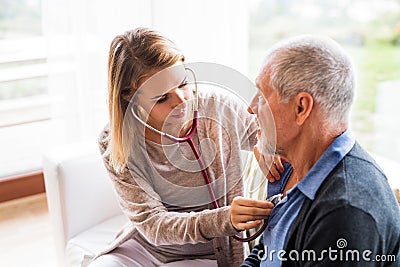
xmin=288 ymin=126 xmax=346 ymax=180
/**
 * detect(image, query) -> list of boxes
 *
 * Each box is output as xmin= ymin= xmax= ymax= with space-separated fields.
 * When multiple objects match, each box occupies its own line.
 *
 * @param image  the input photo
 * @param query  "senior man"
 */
xmin=242 ymin=35 xmax=400 ymax=267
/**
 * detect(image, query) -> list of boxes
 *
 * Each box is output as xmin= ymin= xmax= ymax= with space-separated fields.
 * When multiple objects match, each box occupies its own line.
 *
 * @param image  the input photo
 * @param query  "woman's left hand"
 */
xmin=230 ymin=196 xmax=274 ymax=231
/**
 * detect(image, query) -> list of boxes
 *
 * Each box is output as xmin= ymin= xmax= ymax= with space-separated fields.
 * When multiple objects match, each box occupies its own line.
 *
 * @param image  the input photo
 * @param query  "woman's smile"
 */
xmin=170 ymin=109 xmax=187 ymax=119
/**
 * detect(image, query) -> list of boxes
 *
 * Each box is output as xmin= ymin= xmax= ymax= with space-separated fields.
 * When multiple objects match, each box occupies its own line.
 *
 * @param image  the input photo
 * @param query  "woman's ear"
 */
xmin=294 ymin=92 xmax=313 ymax=126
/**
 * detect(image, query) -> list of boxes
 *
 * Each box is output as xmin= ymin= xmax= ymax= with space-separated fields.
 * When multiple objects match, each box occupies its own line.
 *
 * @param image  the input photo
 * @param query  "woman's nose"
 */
xmin=248 ymin=95 xmax=258 ymax=114
xmin=171 ymin=89 xmax=187 ymax=109
xmin=247 ymin=106 xmax=255 ymax=114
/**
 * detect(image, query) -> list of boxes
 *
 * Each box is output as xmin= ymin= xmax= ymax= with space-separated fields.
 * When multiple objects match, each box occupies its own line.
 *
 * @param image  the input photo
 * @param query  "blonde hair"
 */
xmin=107 ymin=27 xmax=183 ymax=173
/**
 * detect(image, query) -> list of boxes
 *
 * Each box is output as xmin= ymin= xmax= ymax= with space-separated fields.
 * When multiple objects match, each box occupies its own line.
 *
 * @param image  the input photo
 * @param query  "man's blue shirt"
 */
xmin=260 ymin=129 xmax=355 ymax=267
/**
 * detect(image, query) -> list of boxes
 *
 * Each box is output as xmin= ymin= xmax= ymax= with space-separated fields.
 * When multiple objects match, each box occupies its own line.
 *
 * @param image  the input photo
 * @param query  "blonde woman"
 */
xmin=87 ymin=28 xmax=280 ymax=267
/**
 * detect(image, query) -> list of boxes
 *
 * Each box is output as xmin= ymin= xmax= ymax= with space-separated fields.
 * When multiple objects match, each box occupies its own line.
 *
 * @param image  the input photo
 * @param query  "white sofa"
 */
xmin=43 ymin=142 xmax=400 ymax=267
xmin=43 ymin=142 xmax=128 ymax=267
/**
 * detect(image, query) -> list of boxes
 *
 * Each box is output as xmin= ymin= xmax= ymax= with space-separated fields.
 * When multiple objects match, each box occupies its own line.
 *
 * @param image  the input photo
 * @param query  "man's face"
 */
xmin=249 ymin=67 xmax=294 ymax=157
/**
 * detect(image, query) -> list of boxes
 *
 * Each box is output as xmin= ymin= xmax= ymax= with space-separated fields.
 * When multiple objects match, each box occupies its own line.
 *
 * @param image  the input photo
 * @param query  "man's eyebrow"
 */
xmin=150 ymin=76 xmax=187 ymax=100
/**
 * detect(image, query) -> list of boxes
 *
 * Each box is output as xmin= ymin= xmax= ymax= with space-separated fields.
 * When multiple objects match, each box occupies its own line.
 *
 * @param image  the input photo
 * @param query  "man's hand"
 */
xmin=230 ymin=196 xmax=274 ymax=231
xmin=254 ymin=146 xmax=285 ymax=183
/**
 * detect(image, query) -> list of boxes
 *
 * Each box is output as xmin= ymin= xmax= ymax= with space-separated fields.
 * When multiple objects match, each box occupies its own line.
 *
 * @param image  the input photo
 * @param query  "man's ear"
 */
xmin=294 ymin=92 xmax=313 ymax=125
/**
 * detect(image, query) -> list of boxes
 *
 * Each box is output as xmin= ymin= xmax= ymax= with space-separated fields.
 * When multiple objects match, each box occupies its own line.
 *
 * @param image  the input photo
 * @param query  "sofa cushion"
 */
xmin=65 ymin=214 xmax=129 ymax=267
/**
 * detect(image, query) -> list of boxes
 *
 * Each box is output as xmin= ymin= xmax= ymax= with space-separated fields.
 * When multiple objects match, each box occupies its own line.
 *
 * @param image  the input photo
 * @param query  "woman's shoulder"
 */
xmin=98 ymin=124 xmax=130 ymax=178
xmin=199 ymin=85 xmax=248 ymax=111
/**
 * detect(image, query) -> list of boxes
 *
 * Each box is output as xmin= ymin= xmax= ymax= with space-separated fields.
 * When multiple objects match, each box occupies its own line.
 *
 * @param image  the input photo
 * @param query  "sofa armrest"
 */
xmin=43 ymin=142 xmax=123 ymax=265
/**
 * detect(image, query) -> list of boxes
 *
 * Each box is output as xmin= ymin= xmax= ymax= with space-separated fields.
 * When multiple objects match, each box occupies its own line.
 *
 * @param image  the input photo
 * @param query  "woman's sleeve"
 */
xmin=98 ymin=130 xmax=238 ymax=246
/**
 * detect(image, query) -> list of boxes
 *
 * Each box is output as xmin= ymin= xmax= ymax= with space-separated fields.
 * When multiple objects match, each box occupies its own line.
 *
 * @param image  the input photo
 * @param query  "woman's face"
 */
xmin=134 ymin=62 xmax=195 ymax=136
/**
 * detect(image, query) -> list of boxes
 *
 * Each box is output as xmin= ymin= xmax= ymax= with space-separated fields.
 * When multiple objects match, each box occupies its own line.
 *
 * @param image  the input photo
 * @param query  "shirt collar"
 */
xmin=294 ymin=129 xmax=356 ymax=200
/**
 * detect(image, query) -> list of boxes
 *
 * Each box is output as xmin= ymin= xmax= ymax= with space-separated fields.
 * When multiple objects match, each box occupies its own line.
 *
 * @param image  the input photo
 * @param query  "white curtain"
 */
xmin=42 ymin=0 xmax=250 ymax=147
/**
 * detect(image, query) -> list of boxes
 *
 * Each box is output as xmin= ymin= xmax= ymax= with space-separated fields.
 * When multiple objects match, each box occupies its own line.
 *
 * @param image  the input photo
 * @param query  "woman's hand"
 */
xmin=230 ymin=196 xmax=274 ymax=231
xmin=253 ymin=146 xmax=285 ymax=183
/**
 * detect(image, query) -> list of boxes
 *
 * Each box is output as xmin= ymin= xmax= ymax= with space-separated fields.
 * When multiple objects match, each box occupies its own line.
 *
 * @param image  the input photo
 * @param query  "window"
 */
xmin=0 ymin=0 xmax=50 ymax=177
xmin=1 ymin=0 xmax=399 ymax=179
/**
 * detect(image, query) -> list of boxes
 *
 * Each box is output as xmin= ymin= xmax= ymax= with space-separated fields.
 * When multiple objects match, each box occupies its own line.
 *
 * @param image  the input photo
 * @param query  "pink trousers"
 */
xmin=87 ymin=239 xmax=218 ymax=267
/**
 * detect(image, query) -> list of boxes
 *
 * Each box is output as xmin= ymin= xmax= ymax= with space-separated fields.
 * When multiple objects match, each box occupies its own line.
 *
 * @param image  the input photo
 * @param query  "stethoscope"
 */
xmin=131 ymin=67 xmax=278 ymax=242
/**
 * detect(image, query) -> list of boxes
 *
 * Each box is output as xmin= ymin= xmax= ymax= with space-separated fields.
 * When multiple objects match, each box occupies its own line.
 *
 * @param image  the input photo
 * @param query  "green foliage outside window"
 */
xmin=249 ymin=0 xmax=400 ymax=150
xmin=0 ymin=0 xmax=42 ymax=39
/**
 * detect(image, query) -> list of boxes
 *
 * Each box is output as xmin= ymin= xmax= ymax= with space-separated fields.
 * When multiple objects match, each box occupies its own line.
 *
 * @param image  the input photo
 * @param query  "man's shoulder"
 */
xmin=290 ymin=143 xmax=400 ymax=254
xmin=345 ymin=142 xmax=385 ymax=175
xmin=340 ymin=142 xmax=392 ymax=201
xmin=322 ymin=142 xmax=387 ymax=194
xmin=312 ymin=142 xmax=400 ymax=233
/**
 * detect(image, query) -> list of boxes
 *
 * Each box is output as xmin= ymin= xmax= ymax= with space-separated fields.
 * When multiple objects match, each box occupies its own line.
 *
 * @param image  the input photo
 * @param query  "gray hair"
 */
xmin=263 ymin=35 xmax=355 ymax=128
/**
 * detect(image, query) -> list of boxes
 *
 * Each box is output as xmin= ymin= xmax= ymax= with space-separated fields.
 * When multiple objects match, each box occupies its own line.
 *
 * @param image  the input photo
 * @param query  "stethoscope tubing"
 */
xmin=163 ymin=111 xmax=266 ymax=242
xmin=130 ymin=67 xmax=267 ymax=242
